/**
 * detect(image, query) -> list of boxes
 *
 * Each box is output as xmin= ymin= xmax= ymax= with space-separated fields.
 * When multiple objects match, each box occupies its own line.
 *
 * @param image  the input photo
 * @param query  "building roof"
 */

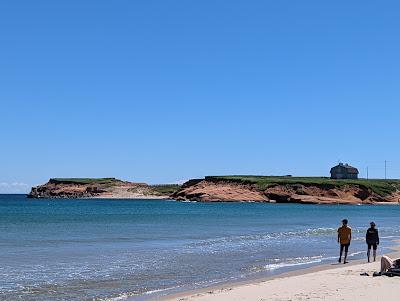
xmin=330 ymin=163 xmax=359 ymax=174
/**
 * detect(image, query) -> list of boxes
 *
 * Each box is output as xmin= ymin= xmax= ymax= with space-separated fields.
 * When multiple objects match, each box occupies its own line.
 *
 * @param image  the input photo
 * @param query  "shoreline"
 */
xmin=145 ymin=245 xmax=400 ymax=301
xmin=23 ymin=194 xmax=400 ymax=204
xmin=25 ymin=195 xmax=173 ymax=200
xmin=90 ymin=195 xmax=172 ymax=200
xmin=3 ymin=196 xmax=400 ymax=301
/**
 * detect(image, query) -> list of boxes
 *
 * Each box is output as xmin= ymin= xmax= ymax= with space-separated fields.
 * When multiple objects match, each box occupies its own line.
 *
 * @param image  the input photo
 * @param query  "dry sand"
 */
xmin=156 ymin=250 xmax=400 ymax=301
xmin=91 ymin=185 xmax=171 ymax=199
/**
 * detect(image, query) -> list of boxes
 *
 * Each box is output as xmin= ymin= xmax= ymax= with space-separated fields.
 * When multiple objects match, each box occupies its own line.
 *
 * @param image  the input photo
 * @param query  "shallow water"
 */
xmin=1 ymin=195 xmax=399 ymax=300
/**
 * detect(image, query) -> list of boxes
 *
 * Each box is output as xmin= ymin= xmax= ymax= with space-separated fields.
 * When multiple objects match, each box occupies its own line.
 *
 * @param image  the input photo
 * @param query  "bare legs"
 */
xmin=380 ymin=255 xmax=393 ymax=273
xmin=339 ymin=244 xmax=349 ymax=264
xmin=367 ymin=246 xmax=377 ymax=263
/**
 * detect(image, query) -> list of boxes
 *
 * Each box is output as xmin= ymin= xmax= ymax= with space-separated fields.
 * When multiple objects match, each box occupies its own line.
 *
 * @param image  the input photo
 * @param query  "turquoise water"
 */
xmin=1 ymin=194 xmax=400 ymax=301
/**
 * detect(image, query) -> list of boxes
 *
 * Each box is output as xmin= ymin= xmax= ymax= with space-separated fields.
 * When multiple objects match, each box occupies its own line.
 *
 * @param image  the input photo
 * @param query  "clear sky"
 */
xmin=1 ymin=1 xmax=400 ymax=193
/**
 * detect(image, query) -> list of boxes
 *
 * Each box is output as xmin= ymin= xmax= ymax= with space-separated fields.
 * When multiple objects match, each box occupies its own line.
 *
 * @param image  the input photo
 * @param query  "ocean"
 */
xmin=1 ymin=194 xmax=399 ymax=301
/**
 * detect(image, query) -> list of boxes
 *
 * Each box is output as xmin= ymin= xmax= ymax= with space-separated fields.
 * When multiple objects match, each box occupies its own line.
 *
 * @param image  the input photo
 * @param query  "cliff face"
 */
xmin=28 ymin=178 xmax=172 ymax=199
xmin=172 ymin=177 xmax=400 ymax=204
xmin=29 ymin=176 xmax=400 ymax=204
xmin=172 ymin=180 xmax=268 ymax=202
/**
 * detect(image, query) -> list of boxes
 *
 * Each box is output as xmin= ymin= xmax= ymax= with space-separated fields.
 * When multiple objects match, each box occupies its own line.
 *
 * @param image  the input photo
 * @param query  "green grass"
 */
xmin=206 ymin=176 xmax=400 ymax=197
xmin=50 ymin=178 xmax=117 ymax=185
xmin=150 ymin=184 xmax=181 ymax=195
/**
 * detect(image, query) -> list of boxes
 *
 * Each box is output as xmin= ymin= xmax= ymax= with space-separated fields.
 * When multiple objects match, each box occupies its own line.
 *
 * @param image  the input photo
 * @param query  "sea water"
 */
xmin=1 ymin=194 xmax=399 ymax=301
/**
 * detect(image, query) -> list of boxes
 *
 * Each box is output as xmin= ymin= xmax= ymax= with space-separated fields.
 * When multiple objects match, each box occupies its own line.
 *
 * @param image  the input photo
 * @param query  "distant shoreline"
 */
xmin=26 ymin=176 xmax=400 ymax=205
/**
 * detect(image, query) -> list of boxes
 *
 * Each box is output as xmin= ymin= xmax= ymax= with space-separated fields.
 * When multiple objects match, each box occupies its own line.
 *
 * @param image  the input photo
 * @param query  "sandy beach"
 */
xmin=157 ymin=249 xmax=400 ymax=301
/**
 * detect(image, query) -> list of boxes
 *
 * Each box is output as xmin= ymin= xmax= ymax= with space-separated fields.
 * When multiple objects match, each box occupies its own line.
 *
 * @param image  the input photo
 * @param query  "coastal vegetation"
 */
xmin=49 ymin=178 xmax=118 ymax=184
xmin=150 ymin=184 xmax=181 ymax=195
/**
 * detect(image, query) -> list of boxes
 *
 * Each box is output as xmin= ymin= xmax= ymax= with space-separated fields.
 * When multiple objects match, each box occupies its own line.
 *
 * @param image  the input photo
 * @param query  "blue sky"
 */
xmin=1 ymin=1 xmax=400 ymax=193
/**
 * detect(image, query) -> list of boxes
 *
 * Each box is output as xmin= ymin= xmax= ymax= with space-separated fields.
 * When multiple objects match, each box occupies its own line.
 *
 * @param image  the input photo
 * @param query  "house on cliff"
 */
xmin=330 ymin=163 xmax=359 ymax=179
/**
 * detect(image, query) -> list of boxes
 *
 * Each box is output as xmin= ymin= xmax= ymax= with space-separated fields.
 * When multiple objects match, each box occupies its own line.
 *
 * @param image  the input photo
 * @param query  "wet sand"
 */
xmin=153 ymin=247 xmax=400 ymax=301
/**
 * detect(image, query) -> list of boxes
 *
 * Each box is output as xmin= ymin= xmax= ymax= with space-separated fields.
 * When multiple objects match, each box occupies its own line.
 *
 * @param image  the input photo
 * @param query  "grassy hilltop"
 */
xmin=49 ymin=178 xmax=117 ymax=184
xmin=205 ymin=176 xmax=400 ymax=197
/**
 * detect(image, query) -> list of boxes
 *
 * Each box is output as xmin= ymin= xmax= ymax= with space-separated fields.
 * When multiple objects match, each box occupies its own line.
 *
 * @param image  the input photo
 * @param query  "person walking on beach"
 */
xmin=338 ymin=219 xmax=352 ymax=264
xmin=366 ymin=221 xmax=379 ymax=262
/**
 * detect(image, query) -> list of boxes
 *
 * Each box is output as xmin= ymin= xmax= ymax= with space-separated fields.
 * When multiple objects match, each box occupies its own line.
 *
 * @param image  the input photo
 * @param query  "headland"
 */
xmin=27 ymin=178 xmax=179 ymax=199
xmin=28 ymin=176 xmax=400 ymax=204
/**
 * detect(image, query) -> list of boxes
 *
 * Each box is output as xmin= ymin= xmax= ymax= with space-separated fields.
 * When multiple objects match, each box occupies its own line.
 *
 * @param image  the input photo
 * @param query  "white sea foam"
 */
xmin=101 ymin=292 xmax=137 ymax=301
xmin=102 ymin=286 xmax=183 ymax=301
xmin=254 ymin=255 xmax=336 ymax=272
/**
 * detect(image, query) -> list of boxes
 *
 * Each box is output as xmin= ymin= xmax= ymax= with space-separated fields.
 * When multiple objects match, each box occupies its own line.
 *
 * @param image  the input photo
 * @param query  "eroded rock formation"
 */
xmin=172 ymin=177 xmax=400 ymax=204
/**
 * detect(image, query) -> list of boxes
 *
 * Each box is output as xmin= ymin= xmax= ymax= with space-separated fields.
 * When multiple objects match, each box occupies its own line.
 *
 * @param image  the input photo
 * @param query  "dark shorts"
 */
xmin=368 ymin=243 xmax=378 ymax=250
xmin=340 ymin=243 xmax=350 ymax=253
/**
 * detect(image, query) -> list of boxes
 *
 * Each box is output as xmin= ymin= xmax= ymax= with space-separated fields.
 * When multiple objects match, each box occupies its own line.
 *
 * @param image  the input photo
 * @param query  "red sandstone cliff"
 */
xmin=172 ymin=178 xmax=400 ymax=204
xmin=28 ymin=178 xmax=172 ymax=199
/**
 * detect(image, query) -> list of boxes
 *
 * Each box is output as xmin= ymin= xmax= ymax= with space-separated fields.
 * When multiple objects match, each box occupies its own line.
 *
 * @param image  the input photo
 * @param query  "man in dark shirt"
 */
xmin=366 ymin=221 xmax=379 ymax=262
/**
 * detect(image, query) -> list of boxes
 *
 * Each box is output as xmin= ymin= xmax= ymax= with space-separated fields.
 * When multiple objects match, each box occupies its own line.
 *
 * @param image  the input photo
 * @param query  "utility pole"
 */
xmin=366 ymin=166 xmax=369 ymax=180
xmin=385 ymin=160 xmax=387 ymax=180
